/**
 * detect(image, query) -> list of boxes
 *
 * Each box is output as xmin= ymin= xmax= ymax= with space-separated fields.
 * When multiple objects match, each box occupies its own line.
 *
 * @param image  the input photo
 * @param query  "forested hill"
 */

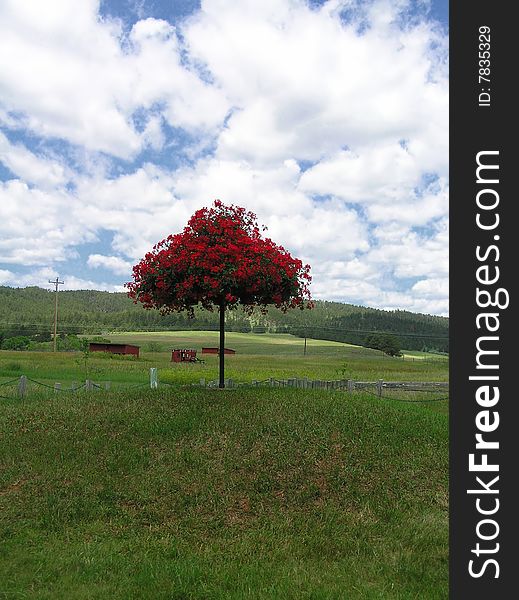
xmin=0 ymin=286 xmax=448 ymax=352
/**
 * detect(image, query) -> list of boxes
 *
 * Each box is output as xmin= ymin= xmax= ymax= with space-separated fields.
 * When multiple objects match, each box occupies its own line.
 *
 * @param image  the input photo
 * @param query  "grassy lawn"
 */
xmin=0 ymin=388 xmax=448 ymax=599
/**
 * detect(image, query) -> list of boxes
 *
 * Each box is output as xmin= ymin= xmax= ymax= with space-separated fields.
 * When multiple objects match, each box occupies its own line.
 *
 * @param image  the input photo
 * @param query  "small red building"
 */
xmin=201 ymin=347 xmax=236 ymax=355
xmin=89 ymin=342 xmax=140 ymax=357
xmin=171 ymin=349 xmax=197 ymax=363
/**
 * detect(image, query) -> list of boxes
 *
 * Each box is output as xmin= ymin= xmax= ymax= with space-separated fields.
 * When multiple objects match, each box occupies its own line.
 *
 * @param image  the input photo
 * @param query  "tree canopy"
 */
xmin=365 ymin=333 xmax=402 ymax=357
xmin=126 ymin=200 xmax=313 ymax=315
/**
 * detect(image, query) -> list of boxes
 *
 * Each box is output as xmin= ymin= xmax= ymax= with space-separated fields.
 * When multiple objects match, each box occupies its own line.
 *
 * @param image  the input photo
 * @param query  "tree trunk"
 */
xmin=219 ymin=302 xmax=225 ymax=388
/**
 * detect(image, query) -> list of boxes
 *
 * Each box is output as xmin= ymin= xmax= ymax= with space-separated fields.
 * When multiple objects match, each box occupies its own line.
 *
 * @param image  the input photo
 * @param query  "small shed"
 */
xmin=89 ymin=342 xmax=140 ymax=357
xmin=171 ymin=349 xmax=197 ymax=363
xmin=201 ymin=347 xmax=236 ymax=355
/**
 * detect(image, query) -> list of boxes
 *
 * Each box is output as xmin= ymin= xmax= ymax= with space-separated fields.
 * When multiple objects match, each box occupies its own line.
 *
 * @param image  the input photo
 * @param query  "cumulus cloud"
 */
xmin=0 ymin=180 xmax=95 ymax=265
xmin=412 ymin=277 xmax=449 ymax=297
xmin=0 ymin=1 xmax=229 ymax=158
xmin=0 ymin=1 xmax=140 ymax=157
xmin=0 ymin=266 xmax=126 ymax=292
xmin=0 ymin=266 xmax=111 ymax=292
xmin=366 ymin=219 xmax=448 ymax=281
xmin=87 ymin=254 xmax=133 ymax=275
xmin=0 ymin=132 xmax=70 ymax=189
xmin=185 ymin=0 xmax=447 ymax=166
xmin=58 ymin=276 xmax=126 ymax=292
xmin=0 ymin=268 xmax=14 ymax=284
xmin=0 ymin=0 xmax=449 ymax=315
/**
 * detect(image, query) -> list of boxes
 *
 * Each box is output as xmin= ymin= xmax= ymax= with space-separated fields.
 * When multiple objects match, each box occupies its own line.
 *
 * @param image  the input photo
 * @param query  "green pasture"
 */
xmin=0 ymin=331 xmax=448 ymax=389
xmin=0 ymin=387 xmax=448 ymax=599
xmin=401 ymin=349 xmax=448 ymax=361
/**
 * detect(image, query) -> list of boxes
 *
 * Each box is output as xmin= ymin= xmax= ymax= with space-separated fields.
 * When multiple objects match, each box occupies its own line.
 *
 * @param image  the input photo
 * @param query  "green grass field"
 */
xmin=0 ymin=331 xmax=448 ymax=390
xmin=0 ymin=387 xmax=448 ymax=599
xmin=0 ymin=331 xmax=448 ymax=597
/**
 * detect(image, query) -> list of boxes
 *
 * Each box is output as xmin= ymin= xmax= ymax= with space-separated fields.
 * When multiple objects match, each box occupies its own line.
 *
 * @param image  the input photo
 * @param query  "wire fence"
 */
xmin=0 ymin=374 xmax=449 ymax=403
xmin=198 ymin=377 xmax=449 ymax=403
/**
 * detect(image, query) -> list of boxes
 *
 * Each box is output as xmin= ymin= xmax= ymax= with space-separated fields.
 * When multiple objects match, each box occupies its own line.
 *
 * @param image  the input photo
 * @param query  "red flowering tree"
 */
xmin=126 ymin=200 xmax=312 ymax=388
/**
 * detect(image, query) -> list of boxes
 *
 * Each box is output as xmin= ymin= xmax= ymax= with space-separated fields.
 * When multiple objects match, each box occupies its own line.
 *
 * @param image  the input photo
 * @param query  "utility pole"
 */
xmin=49 ymin=277 xmax=64 ymax=352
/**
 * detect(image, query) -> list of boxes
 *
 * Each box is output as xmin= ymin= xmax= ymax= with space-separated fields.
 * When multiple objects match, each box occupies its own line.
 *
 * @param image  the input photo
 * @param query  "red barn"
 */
xmin=201 ymin=347 xmax=236 ymax=355
xmin=89 ymin=342 xmax=140 ymax=357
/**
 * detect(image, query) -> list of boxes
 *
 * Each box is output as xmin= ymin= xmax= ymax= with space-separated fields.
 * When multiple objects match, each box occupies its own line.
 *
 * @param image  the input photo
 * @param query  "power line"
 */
xmin=261 ymin=324 xmax=449 ymax=340
xmin=0 ymin=320 xmax=448 ymax=339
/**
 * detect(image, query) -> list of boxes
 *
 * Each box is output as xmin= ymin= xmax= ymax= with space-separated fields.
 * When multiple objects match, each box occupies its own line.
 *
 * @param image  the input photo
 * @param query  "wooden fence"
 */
xmin=1 ymin=374 xmax=448 ymax=401
xmin=199 ymin=376 xmax=448 ymax=395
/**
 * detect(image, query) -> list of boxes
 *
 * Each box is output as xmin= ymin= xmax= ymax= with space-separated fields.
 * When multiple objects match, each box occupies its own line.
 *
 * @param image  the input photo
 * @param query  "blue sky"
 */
xmin=0 ymin=0 xmax=448 ymax=315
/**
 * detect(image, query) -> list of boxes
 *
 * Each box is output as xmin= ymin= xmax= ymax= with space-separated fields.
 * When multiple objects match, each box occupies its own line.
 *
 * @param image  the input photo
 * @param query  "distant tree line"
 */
xmin=0 ymin=332 xmax=104 ymax=352
xmin=0 ymin=286 xmax=448 ymax=353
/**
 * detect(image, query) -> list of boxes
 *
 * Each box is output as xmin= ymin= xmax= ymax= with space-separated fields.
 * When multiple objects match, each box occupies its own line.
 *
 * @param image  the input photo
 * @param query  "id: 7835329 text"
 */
xmin=478 ymin=25 xmax=491 ymax=107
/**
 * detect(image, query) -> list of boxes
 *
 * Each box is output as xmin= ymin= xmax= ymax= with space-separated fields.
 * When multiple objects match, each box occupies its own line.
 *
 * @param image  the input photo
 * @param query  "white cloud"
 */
xmin=185 ymin=0 xmax=447 ymax=167
xmin=0 ymin=180 xmax=95 ymax=265
xmin=0 ymin=2 xmax=230 ymax=158
xmin=412 ymin=277 xmax=449 ymax=297
xmin=73 ymin=164 xmax=193 ymax=260
xmin=0 ymin=0 xmax=449 ymax=315
xmin=87 ymin=254 xmax=133 ymax=275
xmin=59 ymin=275 xmax=126 ymax=292
xmin=0 ymin=1 xmax=141 ymax=158
xmin=266 ymin=201 xmax=369 ymax=260
xmin=0 ymin=268 xmax=14 ymax=284
xmin=366 ymin=220 xmax=448 ymax=280
xmin=0 ymin=266 xmax=125 ymax=292
xmin=365 ymin=176 xmax=448 ymax=225
xmin=128 ymin=18 xmax=230 ymax=133
xmin=0 ymin=132 xmax=69 ymax=189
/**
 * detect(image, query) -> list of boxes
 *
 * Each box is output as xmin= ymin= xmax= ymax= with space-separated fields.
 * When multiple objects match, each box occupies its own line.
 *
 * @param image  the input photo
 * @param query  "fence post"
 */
xmin=377 ymin=379 xmax=384 ymax=398
xmin=199 ymin=378 xmax=206 ymax=387
xmin=18 ymin=375 xmax=27 ymax=398
xmin=54 ymin=383 xmax=61 ymax=393
xmin=269 ymin=377 xmax=274 ymax=387
xmin=347 ymin=379 xmax=353 ymax=392
xmin=85 ymin=379 xmax=93 ymax=391
xmin=150 ymin=368 xmax=158 ymax=389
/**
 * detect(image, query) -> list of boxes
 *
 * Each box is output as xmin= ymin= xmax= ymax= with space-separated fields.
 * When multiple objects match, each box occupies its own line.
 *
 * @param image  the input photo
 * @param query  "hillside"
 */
xmin=0 ymin=388 xmax=448 ymax=598
xmin=0 ymin=286 xmax=448 ymax=352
